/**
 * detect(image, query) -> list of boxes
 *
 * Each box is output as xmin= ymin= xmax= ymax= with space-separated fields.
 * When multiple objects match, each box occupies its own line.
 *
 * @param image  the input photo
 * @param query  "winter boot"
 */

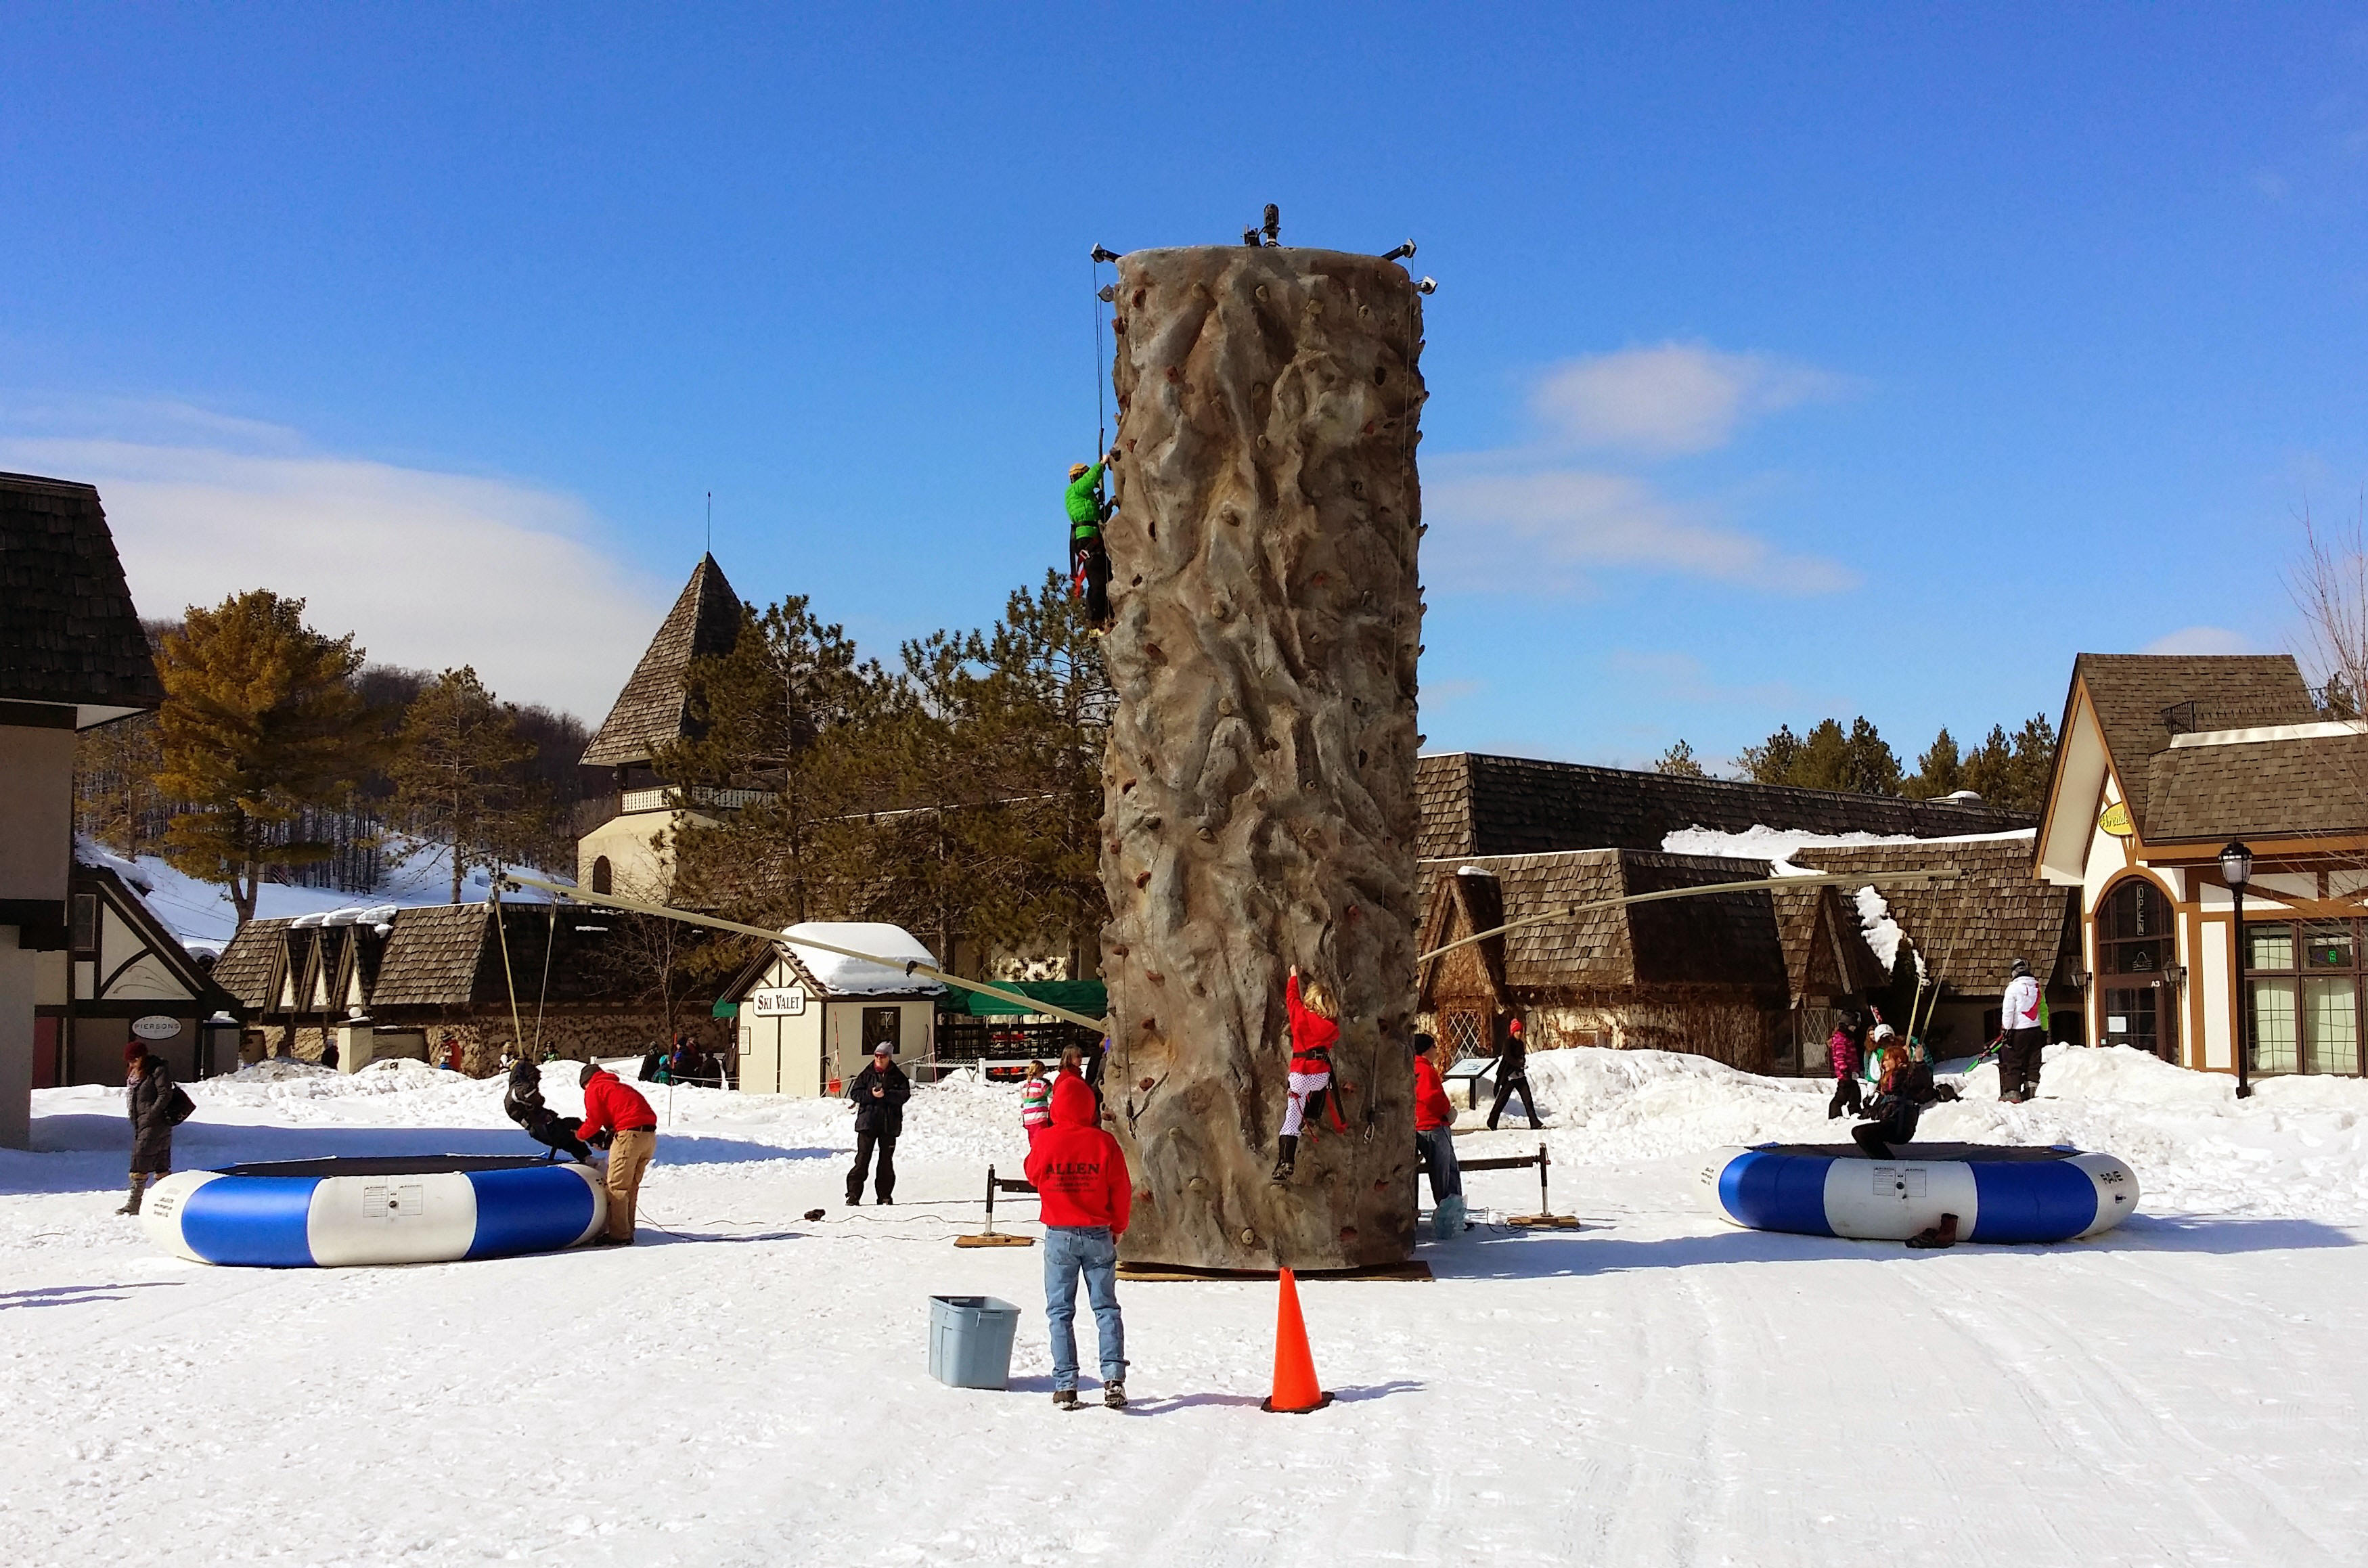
xmin=116 ymin=1173 xmax=150 ymax=1216
xmin=1052 ymin=1389 xmax=1081 ymax=1410
xmin=1102 ymin=1382 xmax=1127 ymax=1409
xmin=1907 ymin=1212 xmax=1960 ymax=1250
xmin=1270 ymin=1135 xmax=1298 ymax=1182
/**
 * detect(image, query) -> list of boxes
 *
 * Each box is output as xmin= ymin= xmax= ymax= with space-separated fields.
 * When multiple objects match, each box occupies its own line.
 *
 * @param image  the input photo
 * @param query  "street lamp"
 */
xmin=2222 ymin=840 xmax=2254 ymax=1099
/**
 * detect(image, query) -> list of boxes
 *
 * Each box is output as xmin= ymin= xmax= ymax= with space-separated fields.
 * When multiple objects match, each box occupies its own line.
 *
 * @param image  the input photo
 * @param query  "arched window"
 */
xmin=2096 ymin=878 xmax=2180 ymax=1063
xmin=591 ymin=857 xmax=612 ymax=896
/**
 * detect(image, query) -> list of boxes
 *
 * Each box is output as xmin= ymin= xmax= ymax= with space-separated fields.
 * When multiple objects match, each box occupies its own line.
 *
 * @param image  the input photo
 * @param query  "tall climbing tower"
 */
xmin=1097 ymin=236 xmax=1427 ymax=1272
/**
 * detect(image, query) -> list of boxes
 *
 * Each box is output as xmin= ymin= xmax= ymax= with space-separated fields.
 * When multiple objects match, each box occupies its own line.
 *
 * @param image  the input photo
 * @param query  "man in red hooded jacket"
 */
xmin=577 ymin=1061 xmax=658 ymax=1244
xmin=1024 ymin=1075 xmax=1132 ymax=1409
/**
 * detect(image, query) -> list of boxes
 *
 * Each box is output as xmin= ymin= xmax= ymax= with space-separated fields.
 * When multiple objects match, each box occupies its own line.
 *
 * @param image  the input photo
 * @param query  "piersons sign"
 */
xmin=747 ymin=989 xmax=808 ymax=1018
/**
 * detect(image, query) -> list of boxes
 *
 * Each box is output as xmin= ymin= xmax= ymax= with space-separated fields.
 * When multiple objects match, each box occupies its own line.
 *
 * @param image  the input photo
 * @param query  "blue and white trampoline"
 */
xmin=1701 ymin=1142 xmax=2138 ymax=1244
xmin=144 ymin=1156 xmax=606 ymax=1268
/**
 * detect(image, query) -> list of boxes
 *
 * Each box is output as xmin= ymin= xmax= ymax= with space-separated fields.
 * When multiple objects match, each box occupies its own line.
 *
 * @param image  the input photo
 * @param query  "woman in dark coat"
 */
xmin=121 ymin=1052 xmax=181 ymax=1214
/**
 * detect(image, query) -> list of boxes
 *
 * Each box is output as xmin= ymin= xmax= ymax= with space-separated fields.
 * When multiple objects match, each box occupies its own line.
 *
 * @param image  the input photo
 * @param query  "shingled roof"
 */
xmin=210 ymin=917 xmax=291 ymax=1013
xmin=581 ymin=554 xmax=742 ymax=769
xmin=1414 ymin=753 xmax=2032 ymax=862
xmin=0 ymin=472 xmax=163 ymax=716
xmin=2142 ymin=728 xmax=2368 ymax=843
xmin=2070 ymin=654 xmax=2321 ymax=835
xmin=1789 ymin=835 xmax=2074 ymax=997
xmin=369 ymin=905 xmax=491 ymax=1007
xmin=1416 ymin=850 xmax=1789 ymax=998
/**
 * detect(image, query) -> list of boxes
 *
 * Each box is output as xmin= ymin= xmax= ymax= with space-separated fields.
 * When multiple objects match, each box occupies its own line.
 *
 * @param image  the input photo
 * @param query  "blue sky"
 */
xmin=5 ymin=5 xmax=2365 ymax=770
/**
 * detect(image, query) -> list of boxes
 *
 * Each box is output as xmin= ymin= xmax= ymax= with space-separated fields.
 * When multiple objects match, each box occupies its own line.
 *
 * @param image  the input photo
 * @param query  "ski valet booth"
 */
xmin=724 ymin=923 xmax=945 ymax=1095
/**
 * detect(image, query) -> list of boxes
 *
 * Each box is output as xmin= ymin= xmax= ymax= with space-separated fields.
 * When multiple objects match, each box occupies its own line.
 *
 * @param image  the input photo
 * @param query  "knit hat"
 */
xmin=1069 ymin=462 xmax=1091 ymax=478
xmin=579 ymin=1061 xmax=600 ymax=1088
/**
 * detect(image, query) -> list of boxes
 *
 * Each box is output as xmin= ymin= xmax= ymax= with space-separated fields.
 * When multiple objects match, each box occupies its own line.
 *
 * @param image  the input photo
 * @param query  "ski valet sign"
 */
xmin=748 ymin=988 xmax=807 ymax=1017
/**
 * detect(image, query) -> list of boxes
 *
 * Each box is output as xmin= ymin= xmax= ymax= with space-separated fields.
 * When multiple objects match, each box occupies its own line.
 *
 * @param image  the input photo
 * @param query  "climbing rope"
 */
xmin=533 ymin=897 xmax=556 ymax=1057
xmin=491 ymin=885 xmax=527 ymax=1060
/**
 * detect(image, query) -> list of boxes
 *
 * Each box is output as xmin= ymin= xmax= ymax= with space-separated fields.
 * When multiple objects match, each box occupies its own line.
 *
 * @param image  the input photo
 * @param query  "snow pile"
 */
xmin=1853 ymin=882 xmax=1908 ymax=970
xmin=1659 ymin=823 xmax=2036 ymax=876
xmin=782 ymin=921 xmax=947 ymax=995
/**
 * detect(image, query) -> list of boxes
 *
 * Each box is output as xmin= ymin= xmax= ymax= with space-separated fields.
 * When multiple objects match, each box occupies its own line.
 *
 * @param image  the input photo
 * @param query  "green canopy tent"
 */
xmin=938 ymin=979 xmax=1107 ymax=1019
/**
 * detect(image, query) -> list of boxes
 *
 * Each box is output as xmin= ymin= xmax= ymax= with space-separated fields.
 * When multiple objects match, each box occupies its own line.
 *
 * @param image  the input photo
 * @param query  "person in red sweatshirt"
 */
xmin=1412 ymin=1033 xmax=1462 ymax=1207
xmin=1024 ymin=1075 xmax=1132 ymax=1409
xmin=577 ymin=1061 xmax=658 ymax=1245
xmin=1270 ymin=965 xmax=1341 ymax=1182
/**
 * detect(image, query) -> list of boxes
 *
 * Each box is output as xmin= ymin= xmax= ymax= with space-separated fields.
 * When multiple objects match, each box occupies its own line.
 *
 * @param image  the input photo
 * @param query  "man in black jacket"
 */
xmin=1485 ymin=1016 xmax=1544 ymax=1131
xmin=846 ymin=1044 xmax=912 ymax=1205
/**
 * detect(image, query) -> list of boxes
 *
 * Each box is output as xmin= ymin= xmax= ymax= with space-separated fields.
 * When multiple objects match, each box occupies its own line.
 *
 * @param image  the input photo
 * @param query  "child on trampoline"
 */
xmin=1270 ymin=965 xmax=1341 ymax=1182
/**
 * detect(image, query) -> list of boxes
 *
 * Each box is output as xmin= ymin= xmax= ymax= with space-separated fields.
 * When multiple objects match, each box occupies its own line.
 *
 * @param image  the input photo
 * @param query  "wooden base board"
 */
xmin=1117 ymin=1259 xmax=1433 ymax=1282
xmin=954 ymin=1234 xmax=1037 ymax=1249
xmin=1503 ymin=1214 xmax=1584 ymax=1230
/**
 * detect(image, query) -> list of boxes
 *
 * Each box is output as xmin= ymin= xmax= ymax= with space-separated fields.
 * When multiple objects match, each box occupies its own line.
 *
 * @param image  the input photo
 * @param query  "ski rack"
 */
xmin=1458 ymin=1142 xmax=1580 ymax=1229
xmin=954 ymin=1164 xmax=1040 ymax=1248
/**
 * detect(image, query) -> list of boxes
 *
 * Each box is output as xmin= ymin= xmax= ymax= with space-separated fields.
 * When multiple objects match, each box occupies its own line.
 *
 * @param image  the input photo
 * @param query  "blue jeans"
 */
xmin=1044 ymin=1225 xmax=1125 ymax=1389
xmin=1415 ymin=1127 xmax=1462 ymax=1202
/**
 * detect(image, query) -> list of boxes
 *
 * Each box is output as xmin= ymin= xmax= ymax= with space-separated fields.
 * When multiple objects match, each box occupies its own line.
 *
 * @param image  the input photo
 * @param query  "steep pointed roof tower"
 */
xmin=580 ymin=554 xmax=743 ymax=769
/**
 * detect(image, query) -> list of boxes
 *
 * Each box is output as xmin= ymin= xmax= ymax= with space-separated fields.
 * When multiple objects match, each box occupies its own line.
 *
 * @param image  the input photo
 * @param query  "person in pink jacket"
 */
xmin=1827 ymin=1010 xmax=1868 ymax=1119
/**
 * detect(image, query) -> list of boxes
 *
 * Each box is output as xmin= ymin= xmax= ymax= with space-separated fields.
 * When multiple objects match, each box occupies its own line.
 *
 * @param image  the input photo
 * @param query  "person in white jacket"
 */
xmin=1997 ymin=958 xmax=2045 ymax=1103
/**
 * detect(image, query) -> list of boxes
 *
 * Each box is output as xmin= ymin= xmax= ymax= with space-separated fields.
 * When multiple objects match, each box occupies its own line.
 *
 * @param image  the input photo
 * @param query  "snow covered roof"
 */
xmin=778 ymin=922 xmax=945 ymax=997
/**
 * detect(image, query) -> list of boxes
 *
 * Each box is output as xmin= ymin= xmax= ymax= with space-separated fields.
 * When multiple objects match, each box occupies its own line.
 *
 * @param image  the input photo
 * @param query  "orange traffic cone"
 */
xmin=1261 ymin=1267 xmax=1335 ymax=1414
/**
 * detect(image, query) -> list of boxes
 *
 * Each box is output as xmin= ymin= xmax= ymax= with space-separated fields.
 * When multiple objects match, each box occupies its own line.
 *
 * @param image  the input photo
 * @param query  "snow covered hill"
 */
xmin=4 ymin=1046 xmax=2366 ymax=1565
xmin=79 ymin=836 xmax=562 ymax=956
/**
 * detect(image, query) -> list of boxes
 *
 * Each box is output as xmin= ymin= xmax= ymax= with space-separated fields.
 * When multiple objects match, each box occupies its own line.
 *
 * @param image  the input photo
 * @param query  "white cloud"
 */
xmin=1427 ymin=469 xmax=1858 ymax=596
xmin=0 ymin=426 xmax=667 ymax=719
xmin=1531 ymin=342 xmax=1851 ymax=457
xmin=2142 ymin=625 xmax=2255 ymax=656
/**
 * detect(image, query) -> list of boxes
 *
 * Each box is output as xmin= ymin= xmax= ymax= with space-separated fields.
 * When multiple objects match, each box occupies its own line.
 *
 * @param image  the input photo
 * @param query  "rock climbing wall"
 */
xmin=1098 ymin=244 xmax=1425 ymax=1272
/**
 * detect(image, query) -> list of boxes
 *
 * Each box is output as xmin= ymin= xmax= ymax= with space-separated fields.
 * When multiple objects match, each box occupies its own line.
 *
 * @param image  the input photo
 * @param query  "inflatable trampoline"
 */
xmin=143 ymin=1156 xmax=606 ymax=1268
xmin=1701 ymin=1142 xmax=2138 ymax=1244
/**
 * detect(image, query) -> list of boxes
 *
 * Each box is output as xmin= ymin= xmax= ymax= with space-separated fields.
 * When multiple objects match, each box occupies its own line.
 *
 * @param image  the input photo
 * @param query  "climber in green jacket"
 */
xmin=1067 ymin=449 xmax=1119 ymax=631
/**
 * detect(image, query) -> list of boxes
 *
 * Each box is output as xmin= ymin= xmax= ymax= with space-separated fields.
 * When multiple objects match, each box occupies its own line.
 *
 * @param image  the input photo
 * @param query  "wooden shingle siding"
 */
xmin=0 ymin=472 xmax=163 ymax=709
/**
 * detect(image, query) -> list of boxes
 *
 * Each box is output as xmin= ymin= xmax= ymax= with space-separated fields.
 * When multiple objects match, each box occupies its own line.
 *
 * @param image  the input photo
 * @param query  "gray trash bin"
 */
xmin=929 ymin=1295 xmax=1021 ymax=1389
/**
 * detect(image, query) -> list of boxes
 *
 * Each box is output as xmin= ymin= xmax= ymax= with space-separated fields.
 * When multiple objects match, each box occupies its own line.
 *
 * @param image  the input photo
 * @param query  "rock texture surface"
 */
xmin=1098 ymin=245 xmax=1426 ymax=1271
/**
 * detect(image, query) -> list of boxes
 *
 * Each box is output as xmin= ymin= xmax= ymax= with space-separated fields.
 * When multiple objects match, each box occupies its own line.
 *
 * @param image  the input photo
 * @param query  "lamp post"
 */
xmin=2222 ymin=840 xmax=2254 ymax=1099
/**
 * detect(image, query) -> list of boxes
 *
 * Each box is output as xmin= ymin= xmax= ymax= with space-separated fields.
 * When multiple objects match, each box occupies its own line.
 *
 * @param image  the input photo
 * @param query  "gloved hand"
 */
xmin=589 ymin=1129 xmax=615 ymax=1150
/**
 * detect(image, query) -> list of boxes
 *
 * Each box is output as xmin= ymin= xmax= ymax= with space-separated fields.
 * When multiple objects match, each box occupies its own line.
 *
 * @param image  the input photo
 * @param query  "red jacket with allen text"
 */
xmin=1024 ymin=1076 xmax=1132 ymax=1234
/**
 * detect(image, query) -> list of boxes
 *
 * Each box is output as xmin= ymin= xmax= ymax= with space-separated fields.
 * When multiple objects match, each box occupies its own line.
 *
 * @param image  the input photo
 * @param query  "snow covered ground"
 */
xmin=79 ymin=837 xmax=560 ymax=956
xmin=5 ymin=1046 xmax=2368 ymax=1566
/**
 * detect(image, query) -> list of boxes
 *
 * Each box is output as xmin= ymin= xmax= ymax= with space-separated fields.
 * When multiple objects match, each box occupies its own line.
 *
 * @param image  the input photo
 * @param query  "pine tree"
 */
xmin=661 ymin=598 xmax=885 ymax=927
xmin=385 ymin=667 xmax=541 ymax=903
xmin=1961 ymin=724 xmax=2015 ymax=804
xmin=1653 ymin=740 xmax=1707 ymax=778
xmin=152 ymin=591 xmax=385 ymax=926
xmin=1904 ymin=727 xmax=1963 ymax=800
xmin=1841 ymin=716 xmax=1902 ymax=797
xmin=2005 ymin=713 xmax=2059 ymax=813
xmin=1790 ymin=719 xmax=1852 ymax=790
xmin=1738 ymin=725 xmax=1803 ymax=784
